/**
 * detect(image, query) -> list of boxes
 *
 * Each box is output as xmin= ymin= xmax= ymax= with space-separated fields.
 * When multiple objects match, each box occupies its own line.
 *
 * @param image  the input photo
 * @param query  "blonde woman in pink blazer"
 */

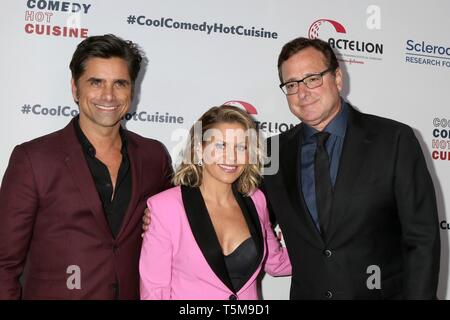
xmin=139 ymin=105 xmax=291 ymax=300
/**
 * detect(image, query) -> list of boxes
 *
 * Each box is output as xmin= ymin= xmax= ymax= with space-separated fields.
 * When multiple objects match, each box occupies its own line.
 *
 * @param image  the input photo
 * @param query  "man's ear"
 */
xmin=334 ymin=67 xmax=343 ymax=92
xmin=71 ymin=79 xmax=79 ymax=103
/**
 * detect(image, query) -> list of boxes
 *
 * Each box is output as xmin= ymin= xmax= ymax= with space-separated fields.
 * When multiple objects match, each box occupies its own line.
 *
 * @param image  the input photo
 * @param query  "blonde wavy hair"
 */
xmin=172 ymin=105 xmax=265 ymax=196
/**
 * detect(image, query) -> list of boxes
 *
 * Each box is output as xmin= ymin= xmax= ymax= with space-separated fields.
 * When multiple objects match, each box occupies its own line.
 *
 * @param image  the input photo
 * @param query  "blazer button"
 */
xmin=229 ymin=294 xmax=237 ymax=300
xmin=112 ymin=244 xmax=119 ymax=253
xmin=323 ymin=249 xmax=332 ymax=258
xmin=325 ymin=290 xmax=333 ymax=299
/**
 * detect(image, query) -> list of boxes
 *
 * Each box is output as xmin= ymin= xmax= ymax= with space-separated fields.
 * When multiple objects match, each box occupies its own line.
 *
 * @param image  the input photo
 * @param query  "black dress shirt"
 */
xmin=74 ymin=118 xmax=132 ymax=238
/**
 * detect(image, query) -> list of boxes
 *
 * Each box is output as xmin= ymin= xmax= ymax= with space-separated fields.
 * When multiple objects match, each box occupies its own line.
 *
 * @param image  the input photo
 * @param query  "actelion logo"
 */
xmin=223 ymin=100 xmax=258 ymax=115
xmin=308 ymin=19 xmax=346 ymax=39
xmin=222 ymin=100 xmax=295 ymax=135
xmin=308 ymin=18 xmax=383 ymax=65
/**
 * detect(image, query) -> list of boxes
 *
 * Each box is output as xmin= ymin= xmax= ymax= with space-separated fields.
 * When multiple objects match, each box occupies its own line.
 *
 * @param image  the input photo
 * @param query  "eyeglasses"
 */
xmin=279 ymin=68 xmax=334 ymax=95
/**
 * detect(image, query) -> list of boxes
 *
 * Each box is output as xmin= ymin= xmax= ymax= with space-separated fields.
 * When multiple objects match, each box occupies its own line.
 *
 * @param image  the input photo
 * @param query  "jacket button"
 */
xmin=229 ymin=294 xmax=237 ymax=300
xmin=323 ymin=249 xmax=332 ymax=257
xmin=325 ymin=290 xmax=333 ymax=299
xmin=112 ymin=244 xmax=119 ymax=253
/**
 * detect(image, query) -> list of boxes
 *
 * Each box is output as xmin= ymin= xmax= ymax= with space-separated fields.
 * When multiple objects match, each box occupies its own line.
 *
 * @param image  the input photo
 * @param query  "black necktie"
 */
xmin=314 ymin=131 xmax=333 ymax=236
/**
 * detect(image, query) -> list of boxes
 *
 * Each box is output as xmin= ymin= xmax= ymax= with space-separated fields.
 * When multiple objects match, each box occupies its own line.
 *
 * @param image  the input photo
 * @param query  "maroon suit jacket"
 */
xmin=0 ymin=119 xmax=173 ymax=299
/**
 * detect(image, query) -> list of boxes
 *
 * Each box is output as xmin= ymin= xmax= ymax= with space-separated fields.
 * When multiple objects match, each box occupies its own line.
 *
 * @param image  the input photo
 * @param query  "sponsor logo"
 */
xmin=123 ymin=111 xmax=184 ymax=124
xmin=431 ymin=117 xmax=450 ymax=161
xmin=222 ymin=100 xmax=295 ymax=135
xmin=405 ymin=40 xmax=450 ymax=69
xmin=441 ymin=220 xmax=450 ymax=230
xmin=24 ymin=0 xmax=91 ymax=38
xmin=126 ymin=14 xmax=278 ymax=40
xmin=223 ymin=100 xmax=258 ymax=115
xmin=308 ymin=19 xmax=346 ymax=39
xmin=19 ymin=103 xmax=184 ymax=124
xmin=308 ymin=18 xmax=383 ymax=65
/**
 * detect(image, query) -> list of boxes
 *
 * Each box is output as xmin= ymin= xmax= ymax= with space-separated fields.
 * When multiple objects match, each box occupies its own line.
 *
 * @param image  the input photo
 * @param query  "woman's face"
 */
xmin=200 ymin=122 xmax=249 ymax=187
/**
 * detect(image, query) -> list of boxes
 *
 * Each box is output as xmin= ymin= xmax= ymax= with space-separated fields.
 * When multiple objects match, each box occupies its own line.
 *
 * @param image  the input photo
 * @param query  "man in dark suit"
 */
xmin=262 ymin=37 xmax=440 ymax=299
xmin=0 ymin=34 xmax=173 ymax=299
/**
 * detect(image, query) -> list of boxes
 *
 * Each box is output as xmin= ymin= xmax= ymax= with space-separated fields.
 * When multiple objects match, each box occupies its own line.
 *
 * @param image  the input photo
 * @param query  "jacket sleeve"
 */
xmin=394 ymin=126 xmax=440 ymax=299
xmin=0 ymin=145 xmax=39 ymax=299
xmin=159 ymin=142 xmax=174 ymax=192
xmin=254 ymin=190 xmax=291 ymax=277
xmin=139 ymin=197 xmax=173 ymax=300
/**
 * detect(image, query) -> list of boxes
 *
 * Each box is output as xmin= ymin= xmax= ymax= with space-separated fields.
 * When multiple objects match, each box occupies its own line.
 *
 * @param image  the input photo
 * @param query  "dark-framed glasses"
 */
xmin=279 ymin=68 xmax=334 ymax=95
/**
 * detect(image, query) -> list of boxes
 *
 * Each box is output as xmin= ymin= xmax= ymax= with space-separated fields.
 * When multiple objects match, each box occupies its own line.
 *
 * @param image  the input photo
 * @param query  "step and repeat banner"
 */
xmin=1 ymin=0 xmax=449 ymax=299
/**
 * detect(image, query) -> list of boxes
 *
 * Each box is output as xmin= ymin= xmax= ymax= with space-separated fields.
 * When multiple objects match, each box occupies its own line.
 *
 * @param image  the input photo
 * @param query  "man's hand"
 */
xmin=277 ymin=231 xmax=283 ymax=241
xmin=141 ymin=207 xmax=151 ymax=238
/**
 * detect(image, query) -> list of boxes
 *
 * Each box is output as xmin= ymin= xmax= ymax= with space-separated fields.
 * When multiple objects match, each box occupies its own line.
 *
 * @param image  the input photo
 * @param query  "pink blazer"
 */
xmin=139 ymin=186 xmax=291 ymax=300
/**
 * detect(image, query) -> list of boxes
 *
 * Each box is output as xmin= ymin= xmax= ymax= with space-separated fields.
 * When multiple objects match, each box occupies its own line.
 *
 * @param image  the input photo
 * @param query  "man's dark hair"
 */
xmin=277 ymin=37 xmax=339 ymax=83
xmin=69 ymin=34 xmax=143 ymax=86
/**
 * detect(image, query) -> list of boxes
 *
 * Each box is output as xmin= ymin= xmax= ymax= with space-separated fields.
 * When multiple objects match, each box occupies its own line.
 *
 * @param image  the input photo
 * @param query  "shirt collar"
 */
xmin=302 ymin=98 xmax=348 ymax=142
xmin=73 ymin=115 xmax=128 ymax=158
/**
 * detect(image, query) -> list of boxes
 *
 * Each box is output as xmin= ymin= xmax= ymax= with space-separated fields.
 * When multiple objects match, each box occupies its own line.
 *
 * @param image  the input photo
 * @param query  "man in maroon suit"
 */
xmin=0 ymin=34 xmax=173 ymax=299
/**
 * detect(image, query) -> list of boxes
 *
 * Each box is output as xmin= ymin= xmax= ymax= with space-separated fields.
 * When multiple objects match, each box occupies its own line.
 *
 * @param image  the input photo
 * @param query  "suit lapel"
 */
xmin=116 ymin=133 xmax=141 ymax=240
xmin=327 ymin=106 xmax=374 ymax=242
xmin=279 ymin=126 xmax=302 ymax=213
xmin=181 ymin=186 xmax=235 ymax=293
xmin=279 ymin=125 xmax=324 ymax=244
xmin=61 ymin=119 xmax=111 ymax=237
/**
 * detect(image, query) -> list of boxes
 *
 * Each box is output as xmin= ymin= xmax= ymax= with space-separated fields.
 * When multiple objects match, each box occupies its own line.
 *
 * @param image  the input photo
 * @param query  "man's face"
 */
xmin=280 ymin=47 xmax=343 ymax=131
xmin=71 ymin=57 xmax=132 ymax=133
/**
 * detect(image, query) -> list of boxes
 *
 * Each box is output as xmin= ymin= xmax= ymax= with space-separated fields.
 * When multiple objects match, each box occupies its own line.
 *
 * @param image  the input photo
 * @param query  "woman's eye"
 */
xmin=215 ymin=142 xmax=225 ymax=149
